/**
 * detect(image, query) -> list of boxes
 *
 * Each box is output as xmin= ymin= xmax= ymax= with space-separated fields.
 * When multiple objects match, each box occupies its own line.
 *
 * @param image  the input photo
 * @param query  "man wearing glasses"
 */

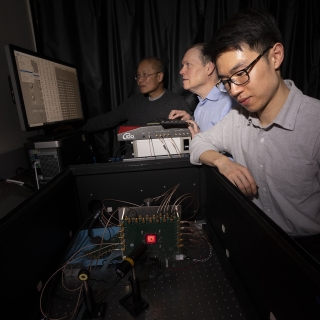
xmin=190 ymin=8 xmax=320 ymax=251
xmin=81 ymin=57 xmax=190 ymax=133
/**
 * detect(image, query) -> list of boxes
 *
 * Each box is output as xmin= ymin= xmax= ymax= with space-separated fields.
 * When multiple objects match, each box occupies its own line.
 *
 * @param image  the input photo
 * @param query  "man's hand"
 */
xmin=168 ymin=110 xmax=192 ymax=121
xmin=186 ymin=119 xmax=200 ymax=138
xmin=200 ymin=150 xmax=258 ymax=196
xmin=219 ymin=161 xmax=258 ymax=196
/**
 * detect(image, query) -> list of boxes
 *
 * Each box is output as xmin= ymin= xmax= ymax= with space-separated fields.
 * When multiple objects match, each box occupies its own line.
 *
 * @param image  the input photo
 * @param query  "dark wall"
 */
xmin=31 ymin=0 xmax=320 ymax=158
xmin=0 ymin=0 xmax=35 ymax=178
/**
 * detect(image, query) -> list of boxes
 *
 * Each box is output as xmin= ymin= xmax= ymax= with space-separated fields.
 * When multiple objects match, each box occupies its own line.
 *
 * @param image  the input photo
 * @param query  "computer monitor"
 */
xmin=5 ymin=44 xmax=85 ymax=140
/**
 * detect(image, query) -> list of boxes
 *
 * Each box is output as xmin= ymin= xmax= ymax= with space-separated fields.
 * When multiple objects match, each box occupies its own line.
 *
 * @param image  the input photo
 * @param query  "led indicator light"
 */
xmin=145 ymin=234 xmax=157 ymax=244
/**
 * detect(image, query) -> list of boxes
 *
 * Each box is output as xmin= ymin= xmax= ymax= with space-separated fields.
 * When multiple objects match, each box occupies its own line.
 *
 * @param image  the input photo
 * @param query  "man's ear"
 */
xmin=158 ymin=72 xmax=164 ymax=82
xmin=272 ymin=43 xmax=284 ymax=70
xmin=206 ymin=62 xmax=215 ymax=76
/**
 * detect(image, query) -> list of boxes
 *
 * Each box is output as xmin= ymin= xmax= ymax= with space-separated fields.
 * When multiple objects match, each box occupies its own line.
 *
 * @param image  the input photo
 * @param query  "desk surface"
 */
xmin=45 ymin=227 xmax=253 ymax=320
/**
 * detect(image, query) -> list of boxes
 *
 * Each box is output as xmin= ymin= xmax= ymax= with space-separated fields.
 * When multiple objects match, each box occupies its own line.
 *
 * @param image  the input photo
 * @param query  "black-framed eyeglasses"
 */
xmin=135 ymin=71 xmax=161 ymax=81
xmin=216 ymin=46 xmax=273 ymax=92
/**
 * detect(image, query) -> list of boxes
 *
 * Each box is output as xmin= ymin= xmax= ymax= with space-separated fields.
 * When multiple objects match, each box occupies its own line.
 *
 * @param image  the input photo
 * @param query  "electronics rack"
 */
xmin=117 ymin=125 xmax=191 ymax=141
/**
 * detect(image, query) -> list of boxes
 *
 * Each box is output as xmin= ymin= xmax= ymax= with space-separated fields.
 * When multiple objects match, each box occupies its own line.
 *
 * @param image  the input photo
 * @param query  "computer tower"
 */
xmin=24 ymin=133 xmax=93 ymax=188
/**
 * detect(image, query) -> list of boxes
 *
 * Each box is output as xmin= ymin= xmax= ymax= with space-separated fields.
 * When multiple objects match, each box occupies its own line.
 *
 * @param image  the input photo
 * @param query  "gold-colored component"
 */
xmin=124 ymin=257 xmax=135 ymax=267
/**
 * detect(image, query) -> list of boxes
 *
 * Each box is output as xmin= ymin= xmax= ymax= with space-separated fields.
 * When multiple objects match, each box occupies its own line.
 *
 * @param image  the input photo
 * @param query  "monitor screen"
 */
xmin=5 ymin=44 xmax=85 ymax=135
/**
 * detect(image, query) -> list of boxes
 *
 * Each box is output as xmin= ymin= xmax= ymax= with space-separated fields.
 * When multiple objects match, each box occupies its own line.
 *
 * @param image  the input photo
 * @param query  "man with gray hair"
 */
xmin=169 ymin=43 xmax=237 ymax=137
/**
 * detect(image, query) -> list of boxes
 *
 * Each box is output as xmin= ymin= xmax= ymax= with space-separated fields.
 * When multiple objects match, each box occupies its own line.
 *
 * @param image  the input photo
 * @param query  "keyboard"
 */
xmin=147 ymin=118 xmax=189 ymax=129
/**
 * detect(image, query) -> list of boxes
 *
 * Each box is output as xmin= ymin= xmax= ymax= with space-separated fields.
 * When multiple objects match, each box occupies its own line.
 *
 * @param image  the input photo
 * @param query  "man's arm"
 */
xmin=199 ymin=150 xmax=258 ymax=196
xmin=81 ymin=101 xmax=129 ymax=132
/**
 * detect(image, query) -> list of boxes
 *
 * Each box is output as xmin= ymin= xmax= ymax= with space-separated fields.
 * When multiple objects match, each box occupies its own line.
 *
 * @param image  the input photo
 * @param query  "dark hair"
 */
xmin=204 ymin=7 xmax=283 ymax=62
xmin=188 ymin=43 xmax=212 ymax=66
xmin=139 ymin=57 xmax=164 ymax=73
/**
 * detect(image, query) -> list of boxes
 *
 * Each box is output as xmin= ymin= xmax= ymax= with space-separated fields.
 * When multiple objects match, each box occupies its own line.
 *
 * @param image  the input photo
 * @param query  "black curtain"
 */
xmin=30 ymin=0 xmax=320 ymax=159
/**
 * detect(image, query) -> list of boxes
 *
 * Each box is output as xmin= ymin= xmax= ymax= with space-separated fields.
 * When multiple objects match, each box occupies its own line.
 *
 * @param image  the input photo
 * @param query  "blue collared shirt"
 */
xmin=194 ymin=86 xmax=237 ymax=132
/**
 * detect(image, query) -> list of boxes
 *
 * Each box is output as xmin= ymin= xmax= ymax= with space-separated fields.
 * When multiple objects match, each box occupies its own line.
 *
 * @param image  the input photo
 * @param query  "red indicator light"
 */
xmin=145 ymin=234 xmax=157 ymax=244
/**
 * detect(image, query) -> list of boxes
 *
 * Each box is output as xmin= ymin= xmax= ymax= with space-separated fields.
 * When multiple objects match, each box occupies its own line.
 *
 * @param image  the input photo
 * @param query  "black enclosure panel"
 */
xmin=70 ymin=158 xmax=205 ymax=225
xmin=0 ymin=169 xmax=81 ymax=320
xmin=204 ymin=166 xmax=320 ymax=320
xmin=4 ymin=160 xmax=320 ymax=320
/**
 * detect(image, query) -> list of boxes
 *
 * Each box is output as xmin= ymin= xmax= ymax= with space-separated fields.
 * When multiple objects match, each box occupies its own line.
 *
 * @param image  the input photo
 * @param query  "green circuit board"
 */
xmin=119 ymin=206 xmax=181 ymax=261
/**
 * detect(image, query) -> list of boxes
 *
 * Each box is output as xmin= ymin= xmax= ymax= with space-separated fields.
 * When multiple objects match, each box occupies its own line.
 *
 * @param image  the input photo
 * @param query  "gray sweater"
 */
xmin=81 ymin=90 xmax=191 ymax=132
